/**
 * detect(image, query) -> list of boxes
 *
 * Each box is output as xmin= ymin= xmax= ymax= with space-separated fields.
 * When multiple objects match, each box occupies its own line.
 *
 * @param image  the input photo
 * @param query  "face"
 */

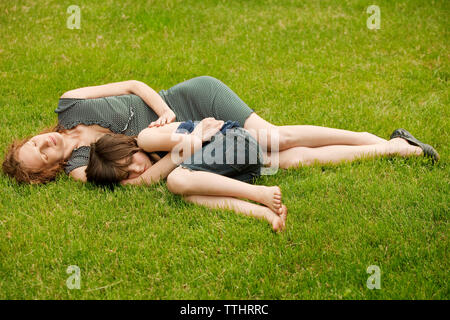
xmin=122 ymin=151 xmax=152 ymax=180
xmin=17 ymin=133 xmax=65 ymax=170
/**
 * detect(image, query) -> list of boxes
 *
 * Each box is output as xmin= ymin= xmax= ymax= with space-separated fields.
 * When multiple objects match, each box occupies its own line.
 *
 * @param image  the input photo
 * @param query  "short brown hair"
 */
xmin=2 ymin=124 xmax=68 ymax=184
xmin=86 ymin=133 xmax=143 ymax=186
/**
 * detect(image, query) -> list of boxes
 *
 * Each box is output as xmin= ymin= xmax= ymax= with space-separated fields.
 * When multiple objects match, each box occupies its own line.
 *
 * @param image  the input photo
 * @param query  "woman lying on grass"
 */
xmin=2 ymin=76 xmax=440 ymax=185
xmin=85 ymin=117 xmax=434 ymax=232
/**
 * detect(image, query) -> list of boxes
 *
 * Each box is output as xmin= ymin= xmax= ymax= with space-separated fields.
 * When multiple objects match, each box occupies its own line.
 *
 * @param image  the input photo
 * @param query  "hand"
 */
xmin=149 ymin=109 xmax=176 ymax=128
xmin=120 ymin=175 xmax=144 ymax=186
xmin=120 ymin=171 xmax=148 ymax=186
xmin=120 ymin=177 xmax=137 ymax=186
xmin=192 ymin=117 xmax=224 ymax=142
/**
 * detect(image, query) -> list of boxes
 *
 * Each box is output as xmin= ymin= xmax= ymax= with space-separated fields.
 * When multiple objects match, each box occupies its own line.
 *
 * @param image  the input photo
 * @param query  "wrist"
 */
xmin=190 ymin=129 xmax=202 ymax=141
xmin=190 ymin=134 xmax=202 ymax=146
xmin=188 ymin=135 xmax=203 ymax=154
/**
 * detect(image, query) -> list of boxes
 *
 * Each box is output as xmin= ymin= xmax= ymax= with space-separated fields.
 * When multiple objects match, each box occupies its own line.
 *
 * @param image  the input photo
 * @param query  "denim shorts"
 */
xmin=180 ymin=127 xmax=264 ymax=183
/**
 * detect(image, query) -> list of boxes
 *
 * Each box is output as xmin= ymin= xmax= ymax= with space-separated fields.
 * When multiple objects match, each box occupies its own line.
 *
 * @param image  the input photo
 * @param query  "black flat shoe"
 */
xmin=390 ymin=128 xmax=440 ymax=162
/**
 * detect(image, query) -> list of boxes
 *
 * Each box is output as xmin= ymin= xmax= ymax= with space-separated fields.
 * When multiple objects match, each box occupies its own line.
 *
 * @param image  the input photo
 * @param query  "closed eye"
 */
xmin=33 ymin=141 xmax=48 ymax=161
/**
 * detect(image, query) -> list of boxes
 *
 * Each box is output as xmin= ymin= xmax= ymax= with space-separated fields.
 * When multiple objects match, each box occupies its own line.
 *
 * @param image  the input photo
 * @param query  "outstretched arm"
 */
xmin=60 ymin=80 xmax=175 ymax=120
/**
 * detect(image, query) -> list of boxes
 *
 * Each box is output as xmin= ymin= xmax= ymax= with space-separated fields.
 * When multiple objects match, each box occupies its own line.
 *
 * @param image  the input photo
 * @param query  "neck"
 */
xmin=61 ymin=131 xmax=81 ymax=160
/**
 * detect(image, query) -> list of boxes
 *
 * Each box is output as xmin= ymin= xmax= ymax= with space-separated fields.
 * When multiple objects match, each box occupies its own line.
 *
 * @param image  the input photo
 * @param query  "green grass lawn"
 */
xmin=0 ymin=0 xmax=448 ymax=299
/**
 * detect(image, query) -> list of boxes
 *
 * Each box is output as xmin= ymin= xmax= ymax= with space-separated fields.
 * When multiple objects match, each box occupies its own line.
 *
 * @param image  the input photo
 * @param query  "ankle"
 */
xmin=263 ymin=208 xmax=276 ymax=223
xmin=254 ymin=185 xmax=266 ymax=202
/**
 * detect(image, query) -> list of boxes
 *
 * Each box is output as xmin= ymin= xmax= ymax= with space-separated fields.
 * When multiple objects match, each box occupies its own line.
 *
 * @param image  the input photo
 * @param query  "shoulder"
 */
xmin=55 ymin=97 xmax=83 ymax=113
xmin=69 ymin=166 xmax=87 ymax=182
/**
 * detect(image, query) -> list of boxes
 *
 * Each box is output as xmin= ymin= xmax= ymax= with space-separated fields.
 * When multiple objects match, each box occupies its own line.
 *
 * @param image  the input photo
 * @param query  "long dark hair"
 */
xmin=86 ymin=133 xmax=156 ymax=186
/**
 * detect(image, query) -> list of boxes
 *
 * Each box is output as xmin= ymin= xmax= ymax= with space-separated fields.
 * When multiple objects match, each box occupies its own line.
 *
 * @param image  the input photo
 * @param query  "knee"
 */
xmin=359 ymin=131 xmax=370 ymax=138
xmin=297 ymin=147 xmax=320 ymax=166
xmin=248 ymin=125 xmax=291 ymax=151
xmin=279 ymin=147 xmax=309 ymax=168
xmin=167 ymin=168 xmax=191 ymax=195
xmin=276 ymin=127 xmax=295 ymax=150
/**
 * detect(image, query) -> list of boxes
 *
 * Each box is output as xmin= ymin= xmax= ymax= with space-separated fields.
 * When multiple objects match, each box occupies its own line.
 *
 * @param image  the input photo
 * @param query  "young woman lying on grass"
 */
xmin=87 ymin=117 xmax=288 ymax=232
xmin=2 ymin=76 xmax=440 ymax=185
xmin=85 ymin=117 xmax=436 ymax=232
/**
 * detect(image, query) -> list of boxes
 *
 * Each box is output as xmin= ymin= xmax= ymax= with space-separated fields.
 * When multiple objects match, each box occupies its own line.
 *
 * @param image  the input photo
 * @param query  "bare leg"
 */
xmin=244 ymin=113 xmax=388 ymax=150
xmin=264 ymin=137 xmax=423 ymax=168
xmin=167 ymin=167 xmax=282 ymax=213
xmin=183 ymin=195 xmax=287 ymax=232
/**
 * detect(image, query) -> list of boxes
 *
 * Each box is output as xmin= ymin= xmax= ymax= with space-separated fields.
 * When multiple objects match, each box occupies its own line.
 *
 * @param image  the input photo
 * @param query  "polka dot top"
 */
xmin=55 ymin=94 xmax=160 ymax=174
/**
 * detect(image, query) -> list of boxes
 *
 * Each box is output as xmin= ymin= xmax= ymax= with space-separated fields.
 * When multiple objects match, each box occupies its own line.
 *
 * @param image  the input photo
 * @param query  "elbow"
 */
xmin=128 ymin=80 xmax=144 ymax=94
xmin=130 ymin=80 xmax=143 ymax=86
xmin=137 ymin=128 xmax=152 ymax=150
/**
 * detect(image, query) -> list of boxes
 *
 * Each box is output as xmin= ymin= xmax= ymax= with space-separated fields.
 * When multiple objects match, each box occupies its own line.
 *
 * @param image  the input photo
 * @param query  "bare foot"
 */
xmin=272 ymin=205 xmax=288 ymax=232
xmin=387 ymin=138 xmax=423 ymax=157
xmin=258 ymin=186 xmax=282 ymax=214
